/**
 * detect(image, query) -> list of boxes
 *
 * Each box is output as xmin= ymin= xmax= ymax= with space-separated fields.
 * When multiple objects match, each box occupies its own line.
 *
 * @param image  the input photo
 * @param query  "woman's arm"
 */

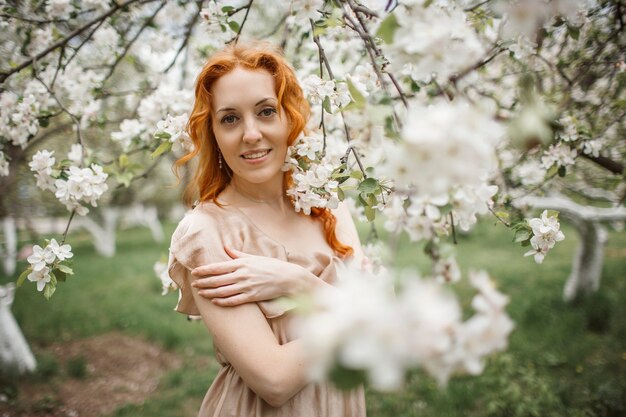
xmin=190 ymin=282 xmax=310 ymax=407
xmin=191 ymin=247 xmax=320 ymax=306
xmin=191 ymin=201 xmax=365 ymax=304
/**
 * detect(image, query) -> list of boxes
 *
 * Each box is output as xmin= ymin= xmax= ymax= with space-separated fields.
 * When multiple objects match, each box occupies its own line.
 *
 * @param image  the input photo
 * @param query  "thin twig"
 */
xmin=0 ymin=0 xmax=157 ymax=84
xmin=449 ymin=212 xmax=458 ymax=244
xmin=232 ymin=0 xmax=254 ymax=44
xmin=33 ymin=74 xmax=86 ymax=153
xmin=488 ymin=206 xmax=511 ymax=227
xmin=341 ymin=146 xmax=367 ymax=178
xmin=464 ymin=0 xmax=492 ymax=13
xmin=162 ymin=0 xmax=199 ymax=73
xmin=60 ymin=210 xmax=76 ymax=245
xmin=104 ymin=0 xmax=167 ymax=81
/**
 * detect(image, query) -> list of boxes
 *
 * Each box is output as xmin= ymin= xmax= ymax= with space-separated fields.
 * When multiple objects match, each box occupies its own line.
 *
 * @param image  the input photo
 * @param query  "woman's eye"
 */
xmin=221 ymin=115 xmax=238 ymax=124
xmin=259 ymin=108 xmax=276 ymax=117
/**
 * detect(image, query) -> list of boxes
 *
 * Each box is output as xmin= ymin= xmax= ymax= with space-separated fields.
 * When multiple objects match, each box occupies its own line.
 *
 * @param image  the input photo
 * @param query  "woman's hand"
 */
xmin=191 ymin=247 xmax=314 ymax=306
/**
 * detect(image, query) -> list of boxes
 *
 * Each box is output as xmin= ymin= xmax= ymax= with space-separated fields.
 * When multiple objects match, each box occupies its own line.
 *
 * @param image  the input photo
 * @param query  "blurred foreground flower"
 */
xmin=296 ymin=263 xmax=514 ymax=390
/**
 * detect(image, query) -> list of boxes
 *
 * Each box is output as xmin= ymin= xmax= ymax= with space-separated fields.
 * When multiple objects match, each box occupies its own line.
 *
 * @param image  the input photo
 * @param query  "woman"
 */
xmin=168 ymin=41 xmax=367 ymax=416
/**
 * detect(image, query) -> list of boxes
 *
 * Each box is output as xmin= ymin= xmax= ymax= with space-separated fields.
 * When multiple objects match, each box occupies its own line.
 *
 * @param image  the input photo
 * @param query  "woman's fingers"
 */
xmin=224 ymin=246 xmax=252 ymax=259
xmin=192 ymin=271 xmax=239 ymax=289
xmin=197 ymin=283 xmax=243 ymax=299
xmin=191 ymin=259 xmax=239 ymax=276
xmin=210 ymin=293 xmax=252 ymax=307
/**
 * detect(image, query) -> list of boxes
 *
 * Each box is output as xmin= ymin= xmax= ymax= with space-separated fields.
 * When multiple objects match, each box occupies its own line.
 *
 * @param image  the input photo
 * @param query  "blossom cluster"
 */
xmin=380 ymin=99 xmax=502 ymax=238
xmin=524 ymin=210 xmax=565 ymax=264
xmin=298 ymin=264 xmax=514 ymax=389
xmin=154 ymin=113 xmax=194 ymax=153
xmin=0 ymin=81 xmax=53 ymax=150
xmin=29 ymin=148 xmax=108 ymax=216
xmin=112 ymin=84 xmax=193 ymax=151
xmin=26 ymin=239 xmax=73 ymax=292
xmin=283 ymin=135 xmax=340 ymax=215
xmin=300 ymin=74 xmax=352 ymax=112
xmin=384 ymin=1 xmax=486 ymax=83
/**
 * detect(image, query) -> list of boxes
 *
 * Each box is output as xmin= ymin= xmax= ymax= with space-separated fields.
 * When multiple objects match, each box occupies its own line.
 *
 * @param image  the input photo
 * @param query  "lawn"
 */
xmin=1 ymin=218 xmax=624 ymax=416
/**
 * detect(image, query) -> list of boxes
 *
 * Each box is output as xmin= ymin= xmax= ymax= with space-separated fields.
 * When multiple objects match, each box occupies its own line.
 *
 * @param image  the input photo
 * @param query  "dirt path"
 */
xmin=0 ymin=332 xmax=182 ymax=417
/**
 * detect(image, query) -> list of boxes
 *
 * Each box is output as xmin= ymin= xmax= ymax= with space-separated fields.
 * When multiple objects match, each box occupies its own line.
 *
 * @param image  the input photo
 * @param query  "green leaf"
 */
xmin=350 ymin=170 xmax=364 ymax=181
xmin=364 ymin=206 xmax=376 ymax=222
xmin=346 ymin=78 xmax=366 ymax=110
xmin=313 ymin=24 xmax=328 ymax=37
xmin=228 ymin=20 xmax=240 ymax=33
xmin=49 ymin=272 xmax=58 ymax=286
xmin=43 ymin=284 xmax=56 ymax=300
xmin=376 ymin=13 xmax=398 ymax=44
xmin=38 ymin=116 xmax=50 ymax=128
xmin=16 ymin=268 xmax=31 ymax=288
xmin=119 ymin=154 xmax=129 ymax=168
xmin=357 ymin=178 xmax=380 ymax=193
xmin=57 ymin=264 xmax=74 ymax=275
xmin=116 ymin=172 xmax=134 ymax=188
xmin=514 ymin=230 xmax=531 ymax=243
xmin=221 ymin=5 xmax=235 ymax=13
xmin=546 ymin=210 xmax=560 ymax=219
xmin=337 ymin=187 xmax=345 ymax=201
xmin=153 ymin=131 xmax=171 ymax=140
xmin=322 ymin=96 xmax=332 ymax=114
xmin=567 ymin=25 xmax=580 ymax=40
xmin=151 ymin=141 xmax=172 ymax=159
xmin=55 ymin=270 xmax=67 ymax=282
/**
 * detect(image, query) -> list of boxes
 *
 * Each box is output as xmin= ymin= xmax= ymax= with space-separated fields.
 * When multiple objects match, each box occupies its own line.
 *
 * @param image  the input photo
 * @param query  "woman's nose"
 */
xmin=242 ymin=118 xmax=262 ymax=143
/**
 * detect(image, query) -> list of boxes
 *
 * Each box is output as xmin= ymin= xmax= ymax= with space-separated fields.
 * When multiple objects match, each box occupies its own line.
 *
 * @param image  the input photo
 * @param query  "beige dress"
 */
xmin=168 ymin=202 xmax=366 ymax=417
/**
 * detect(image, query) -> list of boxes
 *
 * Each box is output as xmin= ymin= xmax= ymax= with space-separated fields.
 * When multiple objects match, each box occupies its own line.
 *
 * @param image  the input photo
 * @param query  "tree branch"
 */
xmin=0 ymin=0 xmax=159 ymax=85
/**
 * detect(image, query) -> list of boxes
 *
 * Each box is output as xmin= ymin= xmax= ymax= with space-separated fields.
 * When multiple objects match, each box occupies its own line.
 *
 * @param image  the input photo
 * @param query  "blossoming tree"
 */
xmin=1 ymin=0 xmax=624 ymax=386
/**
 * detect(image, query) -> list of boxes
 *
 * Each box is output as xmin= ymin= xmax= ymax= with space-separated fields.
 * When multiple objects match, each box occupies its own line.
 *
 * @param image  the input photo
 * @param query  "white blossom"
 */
xmin=27 ymin=266 xmax=52 ymax=292
xmin=27 ymin=245 xmax=56 ymax=272
xmin=524 ymin=210 xmax=565 ymax=263
xmin=155 ymin=113 xmax=193 ymax=152
xmin=68 ymin=144 xmax=83 ymax=164
xmin=298 ymin=264 xmax=514 ymax=388
xmin=386 ymin=2 xmax=486 ymax=83
xmin=154 ymin=261 xmax=178 ymax=295
xmin=513 ymin=159 xmax=546 ymax=186
xmin=46 ymin=0 xmax=73 ymax=19
xmin=47 ymin=238 xmax=73 ymax=261
xmin=112 ymin=119 xmax=147 ymax=149
xmin=540 ymin=143 xmax=577 ymax=169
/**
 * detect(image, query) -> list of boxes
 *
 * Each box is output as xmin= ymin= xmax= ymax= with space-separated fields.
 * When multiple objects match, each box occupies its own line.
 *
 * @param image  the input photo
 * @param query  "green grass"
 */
xmin=1 ymin=220 xmax=625 ymax=416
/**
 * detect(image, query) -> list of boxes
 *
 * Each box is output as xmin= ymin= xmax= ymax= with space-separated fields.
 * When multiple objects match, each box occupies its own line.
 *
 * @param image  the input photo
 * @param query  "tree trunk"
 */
xmin=78 ymin=207 xmax=120 ymax=257
xmin=1 ymin=216 xmax=17 ymax=276
xmin=0 ymin=283 xmax=37 ymax=374
xmin=563 ymin=219 xmax=608 ymax=302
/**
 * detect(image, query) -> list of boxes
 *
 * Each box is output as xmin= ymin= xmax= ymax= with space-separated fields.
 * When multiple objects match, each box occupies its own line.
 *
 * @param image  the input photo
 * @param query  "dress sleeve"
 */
xmin=167 ymin=208 xmax=236 ymax=316
xmin=167 ymin=205 xmax=293 ymax=319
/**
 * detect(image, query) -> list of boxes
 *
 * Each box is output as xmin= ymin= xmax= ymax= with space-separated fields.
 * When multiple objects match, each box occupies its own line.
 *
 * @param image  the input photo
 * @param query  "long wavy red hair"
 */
xmin=175 ymin=42 xmax=352 ymax=258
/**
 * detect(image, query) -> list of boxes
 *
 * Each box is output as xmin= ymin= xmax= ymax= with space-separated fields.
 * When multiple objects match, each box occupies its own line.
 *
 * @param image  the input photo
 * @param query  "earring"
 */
xmin=218 ymin=151 xmax=223 ymax=170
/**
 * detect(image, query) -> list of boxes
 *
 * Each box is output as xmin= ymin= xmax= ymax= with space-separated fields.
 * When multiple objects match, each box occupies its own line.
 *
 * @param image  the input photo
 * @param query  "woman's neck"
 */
xmin=229 ymin=177 xmax=291 ymax=213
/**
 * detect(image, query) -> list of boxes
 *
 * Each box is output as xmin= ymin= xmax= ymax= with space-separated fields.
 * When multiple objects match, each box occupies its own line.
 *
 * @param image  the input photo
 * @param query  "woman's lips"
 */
xmin=240 ymin=149 xmax=271 ymax=162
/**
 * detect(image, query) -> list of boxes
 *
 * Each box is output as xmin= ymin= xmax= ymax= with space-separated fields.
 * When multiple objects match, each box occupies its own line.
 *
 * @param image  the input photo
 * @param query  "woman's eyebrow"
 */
xmin=255 ymin=97 xmax=277 ymax=106
xmin=216 ymin=97 xmax=277 ymax=114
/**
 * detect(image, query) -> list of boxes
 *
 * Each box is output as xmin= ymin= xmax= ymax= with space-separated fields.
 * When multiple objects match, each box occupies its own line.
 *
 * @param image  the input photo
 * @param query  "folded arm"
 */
xmin=190 ymin=281 xmax=310 ymax=407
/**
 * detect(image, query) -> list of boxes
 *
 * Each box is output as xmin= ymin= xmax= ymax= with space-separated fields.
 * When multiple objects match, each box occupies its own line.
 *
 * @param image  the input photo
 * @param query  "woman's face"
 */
xmin=210 ymin=67 xmax=290 ymax=188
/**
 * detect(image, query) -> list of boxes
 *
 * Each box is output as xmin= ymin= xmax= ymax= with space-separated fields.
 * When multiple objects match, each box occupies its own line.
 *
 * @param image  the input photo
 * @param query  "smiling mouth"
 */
xmin=241 ymin=149 xmax=271 ymax=160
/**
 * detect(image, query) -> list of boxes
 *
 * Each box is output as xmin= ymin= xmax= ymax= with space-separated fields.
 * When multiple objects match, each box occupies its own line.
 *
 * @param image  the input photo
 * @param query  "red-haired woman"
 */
xmin=168 ymin=42 xmax=366 ymax=416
